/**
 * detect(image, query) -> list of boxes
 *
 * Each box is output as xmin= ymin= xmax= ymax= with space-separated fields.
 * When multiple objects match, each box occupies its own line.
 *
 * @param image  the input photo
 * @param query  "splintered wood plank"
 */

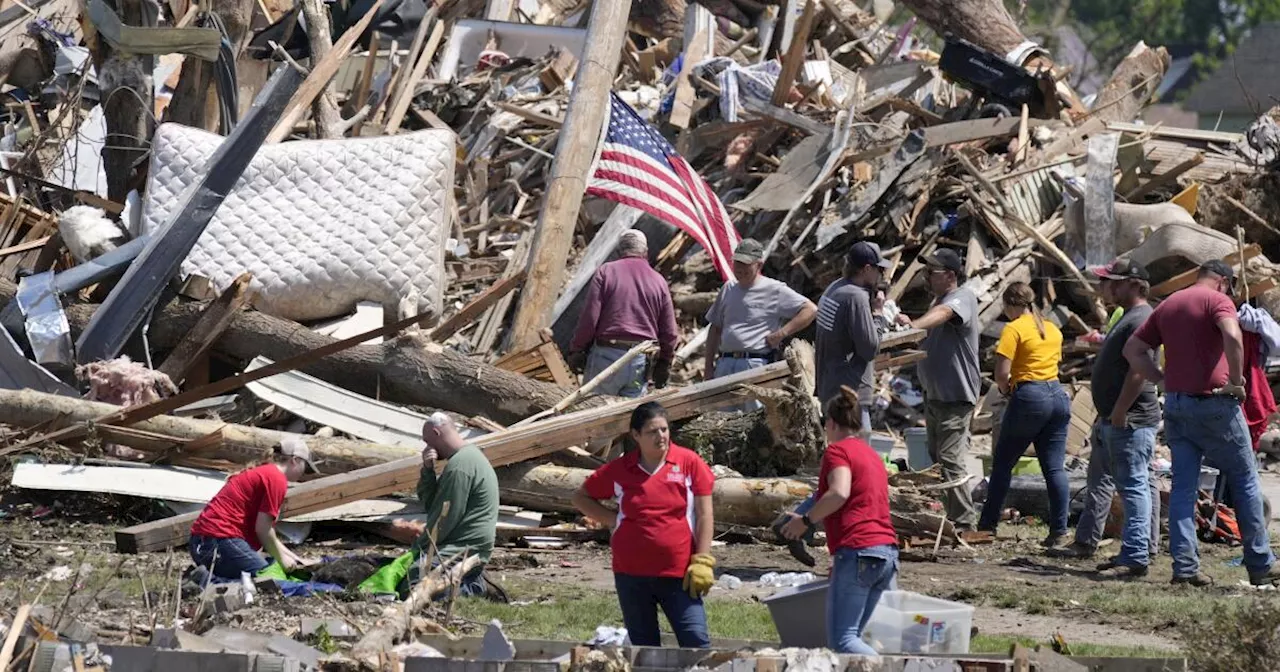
xmin=537 ymin=340 xmax=575 ymax=387
xmin=158 ymin=273 xmax=254 ymax=386
xmin=1150 ymin=244 xmax=1260 ymax=296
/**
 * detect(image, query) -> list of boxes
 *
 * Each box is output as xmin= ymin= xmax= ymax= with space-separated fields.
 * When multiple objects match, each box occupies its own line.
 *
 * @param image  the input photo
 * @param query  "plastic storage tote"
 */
xmin=862 ymin=590 xmax=974 ymax=654
xmin=761 ymin=580 xmax=829 ymax=648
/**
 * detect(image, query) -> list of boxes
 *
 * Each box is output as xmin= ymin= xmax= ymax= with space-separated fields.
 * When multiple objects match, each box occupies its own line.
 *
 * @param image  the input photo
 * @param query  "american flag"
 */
xmin=587 ymin=93 xmax=740 ymax=279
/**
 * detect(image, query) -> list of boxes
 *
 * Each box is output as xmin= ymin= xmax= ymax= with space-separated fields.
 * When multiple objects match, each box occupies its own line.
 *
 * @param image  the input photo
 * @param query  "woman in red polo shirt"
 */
xmin=782 ymin=386 xmax=898 ymax=655
xmin=572 ymin=402 xmax=716 ymax=648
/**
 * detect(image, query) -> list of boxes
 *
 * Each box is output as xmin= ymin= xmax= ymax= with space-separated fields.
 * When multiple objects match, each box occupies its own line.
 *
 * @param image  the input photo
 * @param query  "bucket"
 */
xmin=904 ymin=427 xmax=931 ymax=470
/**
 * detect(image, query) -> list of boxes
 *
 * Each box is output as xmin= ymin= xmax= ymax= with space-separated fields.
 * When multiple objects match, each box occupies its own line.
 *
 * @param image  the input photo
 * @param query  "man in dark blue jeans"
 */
xmin=1125 ymin=261 xmax=1280 ymax=587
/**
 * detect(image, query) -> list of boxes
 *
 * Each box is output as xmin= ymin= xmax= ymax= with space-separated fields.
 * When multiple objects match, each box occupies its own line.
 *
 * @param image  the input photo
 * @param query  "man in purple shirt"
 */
xmin=570 ymin=230 xmax=679 ymax=398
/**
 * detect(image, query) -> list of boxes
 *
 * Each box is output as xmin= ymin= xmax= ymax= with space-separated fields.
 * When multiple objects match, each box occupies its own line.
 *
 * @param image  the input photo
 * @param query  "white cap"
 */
xmin=279 ymin=436 xmax=319 ymax=473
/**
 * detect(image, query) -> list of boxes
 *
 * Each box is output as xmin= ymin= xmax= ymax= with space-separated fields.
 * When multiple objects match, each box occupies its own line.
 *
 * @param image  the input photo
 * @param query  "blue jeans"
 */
xmin=1074 ymin=421 xmax=1161 ymax=552
xmin=586 ymin=345 xmax=648 ymax=398
xmin=1101 ymin=423 xmax=1157 ymax=567
xmin=979 ymin=381 xmax=1071 ymax=534
xmin=613 ymin=573 xmax=710 ymax=648
xmin=828 ymin=545 xmax=897 ymax=655
xmin=713 ymin=355 xmax=768 ymax=412
xmin=1165 ymin=393 xmax=1274 ymax=578
xmin=190 ymin=534 xmax=270 ymax=580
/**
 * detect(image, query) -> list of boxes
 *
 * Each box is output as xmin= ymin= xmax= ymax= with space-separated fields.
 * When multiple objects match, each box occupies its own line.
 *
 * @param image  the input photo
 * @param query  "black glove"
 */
xmin=567 ymin=350 xmax=588 ymax=374
xmin=652 ymin=358 xmax=672 ymax=389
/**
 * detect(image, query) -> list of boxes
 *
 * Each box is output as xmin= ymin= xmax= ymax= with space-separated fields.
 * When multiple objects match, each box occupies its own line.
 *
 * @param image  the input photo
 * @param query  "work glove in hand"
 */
xmin=567 ymin=350 xmax=588 ymax=374
xmin=683 ymin=553 xmax=716 ymax=598
xmin=652 ymin=358 xmax=672 ymax=388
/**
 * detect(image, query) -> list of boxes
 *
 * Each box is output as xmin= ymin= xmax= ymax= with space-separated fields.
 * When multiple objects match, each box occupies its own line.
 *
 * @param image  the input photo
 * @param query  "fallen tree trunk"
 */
xmin=1090 ymin=42 xmax=1170 ymax=125
xmin=0 ymin=279 xmax=571 ymax=425
xmin=0 ymin=388 xmax=416 ymax=474
xmin=496 ymin=462 xmax=813 ymax=527
xmin=898 ymin=0 xmax=1030 ymax=59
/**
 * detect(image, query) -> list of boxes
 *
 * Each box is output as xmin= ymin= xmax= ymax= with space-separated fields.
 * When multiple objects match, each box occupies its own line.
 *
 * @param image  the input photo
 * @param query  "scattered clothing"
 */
xmin=918 ymin=287 xmax=981 ymax=404
xmin=1132 ymin=285 xmax=1236 ymax=394
xmin=413 ymin=444 xmax=500 ymax=564
xmin=994 ymin=314 xmax=1063 ymax=385
xmin=585 ymin=344 xmax=650 ymax=398
xmin=190 ymin=463 xmax=287 ymax=551
xmin=706 ymin=276 xmax=809 ymax=356
xmin=980 ymin=381 xmax=1071 ymax=535
xmin=582 ymin=444 xmax=715 ymax=578
xmin=1091 ymin=304 xmax=1160 ymax=428
xmin=571 ymin=257 xmax=679 ymax=359
xmin=814 ymin=278 xmax=879 ymax=404
xmin=924 ymin=400 xmax=978 ymax=527
xmin=1239 ymin=303 xmax=1280 ymax=356
xmin=1243 ymin=331 xmax=1277 ymax=451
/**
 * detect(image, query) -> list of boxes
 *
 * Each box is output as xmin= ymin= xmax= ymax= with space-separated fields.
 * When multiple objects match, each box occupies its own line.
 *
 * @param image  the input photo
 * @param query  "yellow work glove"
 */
xmin=683 ymin=553 xmax=716 ymax=599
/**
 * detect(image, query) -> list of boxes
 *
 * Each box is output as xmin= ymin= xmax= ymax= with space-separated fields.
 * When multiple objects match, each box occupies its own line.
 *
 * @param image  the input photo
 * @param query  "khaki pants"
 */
xmin=925 ymin=399 xmax=978 ymax=528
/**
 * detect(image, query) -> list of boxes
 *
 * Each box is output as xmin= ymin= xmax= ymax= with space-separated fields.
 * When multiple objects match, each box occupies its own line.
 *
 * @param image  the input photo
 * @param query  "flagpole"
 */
xmin=508 ymin=0 xmax=634 ymax=353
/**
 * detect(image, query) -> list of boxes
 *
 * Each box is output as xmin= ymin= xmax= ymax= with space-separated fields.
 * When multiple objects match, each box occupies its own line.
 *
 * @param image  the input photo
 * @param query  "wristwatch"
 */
xmin=801 ymin=514 xmax=815 ymax=528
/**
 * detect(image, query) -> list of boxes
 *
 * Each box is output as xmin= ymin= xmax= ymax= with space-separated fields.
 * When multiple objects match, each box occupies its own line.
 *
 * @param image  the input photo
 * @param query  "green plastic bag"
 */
xmin=255 ymin=560 xmax=308 ymax=582
xmin=357 ymin=550 xmax=417 ymax=596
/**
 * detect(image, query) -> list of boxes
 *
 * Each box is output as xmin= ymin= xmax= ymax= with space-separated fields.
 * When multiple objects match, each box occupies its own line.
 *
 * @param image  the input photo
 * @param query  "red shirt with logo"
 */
xmin=582 ymin=444 xmax=715 ymax=578
xmin=818 ymin=437 xmax=897 ymax=554
xmin=190 ymin=464 xmax=288 ymax=550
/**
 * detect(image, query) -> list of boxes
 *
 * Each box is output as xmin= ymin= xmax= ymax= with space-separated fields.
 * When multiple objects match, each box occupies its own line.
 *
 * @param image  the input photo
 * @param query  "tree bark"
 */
xmin=897 ymin=0 xmax=1029 ymax=58
xmin=94 ymin=0 xmax=155 ymax=203
xmin=299 ymin=0 xmax=344 ymax=138
xmin=0 ymin=279 xmax=572 ymax=425
xmin=0 ymin=388 xmax=417 ymax=474
xmin=1090 ymin=42 xmax=1170 ymax=125
xmin=168 ymin=0 xmax=257 ymax=132
xmin=496 ymin=462 xmax=813 ymax=526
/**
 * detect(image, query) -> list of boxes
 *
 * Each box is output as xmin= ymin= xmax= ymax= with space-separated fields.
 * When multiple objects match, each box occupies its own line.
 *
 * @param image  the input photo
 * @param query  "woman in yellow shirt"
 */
xmin=978 ymin=282 xmax=1072 ymax=548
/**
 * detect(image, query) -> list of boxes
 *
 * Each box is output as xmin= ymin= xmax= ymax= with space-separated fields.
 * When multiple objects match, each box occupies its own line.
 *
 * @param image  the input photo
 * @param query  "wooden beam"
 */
xmin=1150 ymin=244 xmax=1261 ymax=297
xmin=668 ymin=3 xmax=710 ymax=129
xmin=265 ymin=0 xmax=386 ymax=144
xmin=770 ymin=0 xmax=815 ymax=107
xmin=114 ymin=361 xmax=793 ymax=552
xmin=1123 ymin=154 xmax=1203 ymax=202
xmin=157 ymin=273 xmax=254 ymax=386
xmin=0 ymin=235 xmax=50 ymax=259
xmin=495 ymin=102 xmax=563 ymax=128
xmin=384 ymin=15 xmax=444 ymax=134
xmin=430 ymin=270 xmax=526 ymax=342
xmin=508 ymin=0 xmax=633 ymax=352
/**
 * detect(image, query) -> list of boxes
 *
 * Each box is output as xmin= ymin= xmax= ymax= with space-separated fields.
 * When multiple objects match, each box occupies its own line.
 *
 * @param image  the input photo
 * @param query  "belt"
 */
xmin=721 ymin=351 xmax=772 ymax=359
xmin=595 ymin=338 xmax=647 ymax=349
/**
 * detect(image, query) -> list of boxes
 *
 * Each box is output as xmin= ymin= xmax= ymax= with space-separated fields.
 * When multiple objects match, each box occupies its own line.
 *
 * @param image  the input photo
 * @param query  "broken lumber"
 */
xmin=112 ymin=361 xmax=793 ymax=552
xmin=508 ymin=0 xmax=633 ymax=351
xmin=157 ymin=272 xmax=254 ymax=386
xmin=351 ymin=555 xmax=481 ymax=662
xmin=1090 ymin=42 xmax=1170 ymax=126
xmin=1150 ymin=244 xmax=1261 ymax=296
xmin=0 ymin=388 xmax=417 ymax=473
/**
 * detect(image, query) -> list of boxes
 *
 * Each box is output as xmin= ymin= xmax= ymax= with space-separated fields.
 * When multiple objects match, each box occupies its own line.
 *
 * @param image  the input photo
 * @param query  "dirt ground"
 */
xmin=6 ymin=469 xmax=1280 ymax=657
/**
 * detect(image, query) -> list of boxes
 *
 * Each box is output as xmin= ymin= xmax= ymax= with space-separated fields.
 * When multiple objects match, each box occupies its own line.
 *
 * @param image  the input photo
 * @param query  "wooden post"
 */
xmin=507 ymin=0 xmax=633 ymax=352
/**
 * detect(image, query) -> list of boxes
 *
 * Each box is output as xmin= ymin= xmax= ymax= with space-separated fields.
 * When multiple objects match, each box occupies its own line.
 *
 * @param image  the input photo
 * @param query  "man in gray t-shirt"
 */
xmin=910 ymin=248 xmax=980 ymax=528
xmin=814 ymin=241 xmax=893 ymax=416
xmin=705 ymin=239 xmax=816 ymax=385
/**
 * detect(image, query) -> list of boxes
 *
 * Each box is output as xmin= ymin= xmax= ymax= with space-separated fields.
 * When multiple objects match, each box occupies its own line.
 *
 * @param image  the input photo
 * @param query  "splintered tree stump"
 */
xmin=898 ymin=0 xmax=1029 ymax=59
xmin=1091 ymin=42 xmax=1170 ymax=125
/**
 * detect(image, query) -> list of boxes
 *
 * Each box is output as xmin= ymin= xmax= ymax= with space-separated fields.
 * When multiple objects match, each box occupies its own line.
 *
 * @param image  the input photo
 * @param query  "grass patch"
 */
xmin=971 ymin=634 xmax=1173 ymax=659
xmin=953 ymin=578 xmax=1215 ymax=632
xmin=453 ymin=579 xmax=778 ymax=642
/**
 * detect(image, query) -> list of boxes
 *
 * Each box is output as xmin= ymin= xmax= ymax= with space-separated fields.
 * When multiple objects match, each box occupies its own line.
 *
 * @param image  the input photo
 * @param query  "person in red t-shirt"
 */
xmin=1123 ymin=260 xmax=1280 ymax=588
xmin=572 ymin=402 xmax=715 ymax=648
xmin=782 ymin=386 xmax=898 ymax=655
xmin=189 ymin=439 xmax=317 ymax=580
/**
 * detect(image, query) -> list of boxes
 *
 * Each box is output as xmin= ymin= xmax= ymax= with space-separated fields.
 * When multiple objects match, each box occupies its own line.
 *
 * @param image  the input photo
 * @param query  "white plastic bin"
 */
xmin=862 ymin=590 xmax=974 ymax=654
xmin=868 ymin=433 xmax=895 ymax=457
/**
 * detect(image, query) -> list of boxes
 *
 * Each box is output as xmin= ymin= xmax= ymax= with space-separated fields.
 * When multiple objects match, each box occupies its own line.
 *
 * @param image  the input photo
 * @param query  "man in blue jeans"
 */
xmin=1124 ymin=261 xmax=1280 ymax=587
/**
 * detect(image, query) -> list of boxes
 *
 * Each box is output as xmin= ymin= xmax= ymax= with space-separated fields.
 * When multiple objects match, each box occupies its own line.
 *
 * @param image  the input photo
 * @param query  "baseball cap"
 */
xmin=279 ymin=436 xmax=320 ymax=474
xmin=923 ymin=248 xmax=964 ymax=274
xmin=1200 ymin=259 xmax=1236 ymax=294
xmin=847 ymin=241 xmax=893 ymax=270
xmin=733 ymin=238 xmax=766 ymax=263
xmin=1091 ymin=258 xmax=1149 ymax=282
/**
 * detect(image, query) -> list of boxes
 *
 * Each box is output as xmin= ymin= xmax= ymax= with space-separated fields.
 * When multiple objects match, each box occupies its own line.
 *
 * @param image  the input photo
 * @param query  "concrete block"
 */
xmin=267 ymin=635 xmax=322 ymax=669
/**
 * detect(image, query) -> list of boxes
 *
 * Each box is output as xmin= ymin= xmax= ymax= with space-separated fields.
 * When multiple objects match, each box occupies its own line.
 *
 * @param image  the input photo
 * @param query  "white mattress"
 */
xmin=140 ymin=123 xmax=454 ymax=321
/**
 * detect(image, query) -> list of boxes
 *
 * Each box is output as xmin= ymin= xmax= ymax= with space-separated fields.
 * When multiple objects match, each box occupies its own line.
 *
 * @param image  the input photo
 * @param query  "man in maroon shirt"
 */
xmin=1123 ymin=260 xmax=1280 ymax=587
xmin=570 ymin=230 xmax=678 ymax=398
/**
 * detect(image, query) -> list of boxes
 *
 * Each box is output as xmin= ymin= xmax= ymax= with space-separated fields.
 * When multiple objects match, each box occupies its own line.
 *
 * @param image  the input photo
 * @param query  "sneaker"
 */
xmin=1097 ymin=564 xmax=1148 ymax=579
xmin=1047 ymin=541 xmax=1097 ymax=559
xmin=1248 ymin=565 xmax=1280 ymax=587
xmin=1171 ymin=573 xmax=1214 ymax=587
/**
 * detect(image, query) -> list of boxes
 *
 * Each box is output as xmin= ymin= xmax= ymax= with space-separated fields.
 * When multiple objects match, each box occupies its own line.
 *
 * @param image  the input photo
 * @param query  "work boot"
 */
xmin=1248 ymin=565 xmax=1280 ymax=587
xmin=1047 ymin=541 xmax=1096 ymax=559
xmin=1171 ymin=573 xmax=1214 ymax=587
xmin=1096 ymin=564 xmax=1148 ymax=580
xmin=1040 ymin=533 xmax=1069 ymax=550
xmin=771 ymin=516 xmax=816 ymax=568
